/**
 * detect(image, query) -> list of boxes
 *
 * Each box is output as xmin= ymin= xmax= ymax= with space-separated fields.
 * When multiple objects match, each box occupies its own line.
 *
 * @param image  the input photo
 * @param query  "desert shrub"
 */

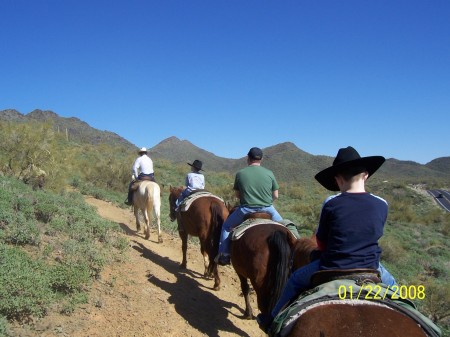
xmin=0 ymin=244 xmax=53 ymax=320
xmin=379 ymin=235 xmax=408 ymax=264
xmin=0 ymin=175 xmax=128 ymax=327
xmin=420 ymin=279 xmax=450 ymax=334
xmin=13 ymin=194 xmax=35 ymax=219
xmin=0 ymin=316 xmax=8 ymax=336
xmin=50 ymin=262 xmax=91 ymax=294
xmin=60 ymin=292 xmax=88 ymax=316
xmin=3 ymin=216 xmax=41 ymax=246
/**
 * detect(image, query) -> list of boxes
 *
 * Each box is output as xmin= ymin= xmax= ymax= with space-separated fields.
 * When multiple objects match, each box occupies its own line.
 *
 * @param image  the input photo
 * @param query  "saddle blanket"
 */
xmin=180 ymin=191 xmax=224 ymax=212
xmin=231 ymin=218 xmax=300 ymax=240
xmin=269 ymin=279 xmax=441 ymax=337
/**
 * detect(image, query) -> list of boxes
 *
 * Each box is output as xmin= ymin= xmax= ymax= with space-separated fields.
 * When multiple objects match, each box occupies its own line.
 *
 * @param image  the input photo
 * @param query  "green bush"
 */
xmin=0 ymin=244 xmax=53 ymax=320
xmin=0 ymin=175 xmax=128 ymax=327
xmin=0 ymin=315 xmax=9 ymax=336
xmin=3 ymin=216 xmax=41 ymax=246
xmin=50 ymin=263 xmax=91 ymax=294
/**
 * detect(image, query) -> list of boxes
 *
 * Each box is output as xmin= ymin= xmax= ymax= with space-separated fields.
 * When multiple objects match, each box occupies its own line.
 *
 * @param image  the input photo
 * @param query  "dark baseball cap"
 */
xmin=247 ymin=147 xmax=263 ymax=160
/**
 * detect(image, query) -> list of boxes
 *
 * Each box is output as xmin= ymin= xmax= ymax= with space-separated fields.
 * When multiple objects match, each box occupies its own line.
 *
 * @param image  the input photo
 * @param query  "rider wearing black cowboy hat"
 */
xmin=258 ymin=146 xmax=397 ymax=333
xmin=175 ymin=159 xmax=205 ymax=209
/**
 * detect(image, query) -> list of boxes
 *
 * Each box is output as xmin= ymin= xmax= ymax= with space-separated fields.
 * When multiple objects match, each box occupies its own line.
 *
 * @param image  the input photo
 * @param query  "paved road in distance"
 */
xmin=427 ymin=189 xmax=450 ymax=212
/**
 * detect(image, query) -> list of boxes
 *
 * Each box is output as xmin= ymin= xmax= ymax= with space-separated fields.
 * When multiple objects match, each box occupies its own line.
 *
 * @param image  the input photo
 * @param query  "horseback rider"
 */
xmin=125 ymin=147 xmax=155 ymax=205
xmin=216 ymin=147 xmax=282 ymax=266
xmin=257 ymin=146 xmax=398 ymax=332
xmin=175 ymin=159 xmax=205 ymax=210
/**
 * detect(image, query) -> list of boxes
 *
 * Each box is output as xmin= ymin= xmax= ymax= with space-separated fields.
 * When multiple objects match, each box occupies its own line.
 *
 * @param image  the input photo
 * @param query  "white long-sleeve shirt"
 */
xmin=185 ymin=172 xmax=205 ymax=192
xmin=132 ymin=154 xmax=154 ymax=178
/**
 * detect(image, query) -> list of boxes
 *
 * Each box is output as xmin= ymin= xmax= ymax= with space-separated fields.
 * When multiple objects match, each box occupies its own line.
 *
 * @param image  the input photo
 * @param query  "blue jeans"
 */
xmin=217 ymin=205 xmax=282 ymax=256
xmin=270 ymin=260 xmax=397 ymax=318
xmin=175 ymin=188 xmax=190 ymax=207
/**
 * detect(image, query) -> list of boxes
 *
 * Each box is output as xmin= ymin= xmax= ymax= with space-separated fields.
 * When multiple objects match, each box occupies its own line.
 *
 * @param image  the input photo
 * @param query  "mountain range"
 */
xmin=1 ymin=109 xmax=449 ymax=184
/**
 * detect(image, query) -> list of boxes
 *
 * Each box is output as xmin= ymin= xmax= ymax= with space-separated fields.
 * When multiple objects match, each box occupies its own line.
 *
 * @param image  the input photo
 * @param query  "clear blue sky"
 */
xmin=1 ymin=1 xmax=449 ymax=164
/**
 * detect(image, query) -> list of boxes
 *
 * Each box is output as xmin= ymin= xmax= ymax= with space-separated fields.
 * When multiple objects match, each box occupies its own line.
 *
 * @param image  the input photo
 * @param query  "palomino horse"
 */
xmin=275 ymin=236 xmax=438 ymax=337
xmin=132 ymin=181 xmax=162 ymax=243
xmin=168 ymin=186 xmax=229 ymax=290
xmin=231 ymin=218 xmax=299 ymax=319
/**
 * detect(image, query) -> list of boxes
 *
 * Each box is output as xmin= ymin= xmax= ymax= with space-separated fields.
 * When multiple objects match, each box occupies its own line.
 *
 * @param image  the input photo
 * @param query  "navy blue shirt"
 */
xmin=316 ymin=192 xmax=388 ymax=270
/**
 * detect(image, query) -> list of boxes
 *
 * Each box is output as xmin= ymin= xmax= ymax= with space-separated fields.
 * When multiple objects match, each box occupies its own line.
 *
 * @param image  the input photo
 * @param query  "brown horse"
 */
xmin=278 ymin=236 xmax=437 ymax=337
xmin=284 ymin=302 xmax=433 ymax=337
xmin=168 ymin=186 xmax=229 ymax=290
xmin=231 ymin=221 xmax=299 ymax=319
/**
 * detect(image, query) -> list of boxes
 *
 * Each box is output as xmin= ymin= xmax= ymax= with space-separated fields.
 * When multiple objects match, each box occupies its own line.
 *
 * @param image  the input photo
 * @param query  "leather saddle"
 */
xmin=310 ymin=268 xmax=381 ymax=288
xmin=243 ymin=211 xmax=271 ymax=221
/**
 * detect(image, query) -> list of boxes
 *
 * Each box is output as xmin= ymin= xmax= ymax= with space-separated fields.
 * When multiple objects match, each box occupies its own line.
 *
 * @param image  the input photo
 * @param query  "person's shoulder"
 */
xmin=252 ymin=165 xmax=273 ymax=174
xmin=323 ymin=193 xmax=341 ymax=205
xmin=368 ymin=193 xmax=388 ymax=205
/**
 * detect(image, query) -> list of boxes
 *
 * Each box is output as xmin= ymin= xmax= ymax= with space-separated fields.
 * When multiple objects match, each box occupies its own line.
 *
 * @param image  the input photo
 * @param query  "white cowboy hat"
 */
xmin=138 ymin=147 xmax=147 ymax=153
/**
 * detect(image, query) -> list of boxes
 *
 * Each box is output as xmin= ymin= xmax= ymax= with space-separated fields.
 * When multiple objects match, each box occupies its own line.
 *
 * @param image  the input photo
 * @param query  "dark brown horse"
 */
xmin=168 ymin=186 xmax=229 ymax=290
xmin=284 ymin=302 xmax=432 ymax=337
xmin=231 ymin=219 xmax=300 ymax=319
xmin=279 ymin=236 xmax=436 ymax=337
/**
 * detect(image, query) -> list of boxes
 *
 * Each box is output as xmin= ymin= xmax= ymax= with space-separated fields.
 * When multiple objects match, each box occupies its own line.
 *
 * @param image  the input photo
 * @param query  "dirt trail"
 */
xmin=10 ymin=197 xmax=265 ymax=337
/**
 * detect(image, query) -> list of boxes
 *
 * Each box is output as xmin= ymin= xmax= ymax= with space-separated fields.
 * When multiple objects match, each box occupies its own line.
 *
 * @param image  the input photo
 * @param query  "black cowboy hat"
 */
xmin=314 ymin=146 xmax=385 ymax=191
xmin=188 ymin=159 xmax=203 ymax=171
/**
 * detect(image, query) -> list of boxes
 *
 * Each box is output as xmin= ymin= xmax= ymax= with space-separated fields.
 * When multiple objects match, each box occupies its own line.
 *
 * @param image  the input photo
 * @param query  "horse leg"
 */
xmin=238 ymin=274 xmax=254 ymax=319
xmin=154 ymin=202 xmax=162 ymax=243
xmin=200 ymin=243 xmax=210 ymax=278
xmin=211 ymin=262 xmax=220 ymax=291
xmin=143 ymin=209 xmax=150 ymax=240
xmin=179 ymin=229 xmax=188 ymax=269
xmin=134 ymin=207 xmax=141 ymax=232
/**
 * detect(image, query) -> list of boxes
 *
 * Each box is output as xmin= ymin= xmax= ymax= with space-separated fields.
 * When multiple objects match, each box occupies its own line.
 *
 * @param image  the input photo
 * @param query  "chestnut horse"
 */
xmin=168 ymin=186 xmax=229 ymax=290
xmin=274 ymin=236 xmax=438 ymax=337
xmin=284 ymin=302 xmax=434 ymax=337
xmin=231 ymin=219 xmax=300 ymax=319
xmin=132 ymin=181 xmax=162 ymax=242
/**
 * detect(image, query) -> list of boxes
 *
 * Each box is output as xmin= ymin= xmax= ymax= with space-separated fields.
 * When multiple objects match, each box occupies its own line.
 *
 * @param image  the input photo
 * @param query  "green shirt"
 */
xmin=234 ymin=165 xmax=279 ymax=207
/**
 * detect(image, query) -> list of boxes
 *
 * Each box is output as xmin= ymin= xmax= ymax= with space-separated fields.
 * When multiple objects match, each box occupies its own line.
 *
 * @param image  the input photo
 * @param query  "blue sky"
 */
xmin=1 ymin=0 xmax=449 ymax=164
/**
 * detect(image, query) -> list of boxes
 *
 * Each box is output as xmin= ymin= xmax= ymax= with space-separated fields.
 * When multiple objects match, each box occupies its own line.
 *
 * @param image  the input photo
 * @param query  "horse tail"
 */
xmin=209 ymin=201 xmax=226 ymax=256
xmin=266 ymin=230 xmax=291 ymax=312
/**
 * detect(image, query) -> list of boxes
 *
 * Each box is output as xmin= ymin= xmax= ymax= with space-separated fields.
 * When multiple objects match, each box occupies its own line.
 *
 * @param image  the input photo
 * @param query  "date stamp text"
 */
xmin=338 ymin=284 xmax=426 ymax=301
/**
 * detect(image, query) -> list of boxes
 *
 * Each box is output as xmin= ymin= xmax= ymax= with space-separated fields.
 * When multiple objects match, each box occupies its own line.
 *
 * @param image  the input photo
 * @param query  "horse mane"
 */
xmin=293 ymin=235 xmax=319 ymax=269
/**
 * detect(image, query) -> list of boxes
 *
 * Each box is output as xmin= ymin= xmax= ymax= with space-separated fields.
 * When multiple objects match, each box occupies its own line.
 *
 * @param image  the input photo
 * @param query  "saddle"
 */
xmin=310 ymin=268 xmax=381 ymax=288
xmin=131 ymin=177 xmax=156 ymax=191
xmin=243 ymin=211 xmax=271 ymax=220
xmin=138 ymin=175 xmax=155 ymax=181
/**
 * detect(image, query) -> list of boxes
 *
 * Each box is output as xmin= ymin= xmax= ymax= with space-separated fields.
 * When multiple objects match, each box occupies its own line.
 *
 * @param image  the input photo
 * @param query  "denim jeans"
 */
xmin=175 ymin=188 xmax=190 ymax=207
xmin=217 ymin=205 xmax=282 ymax=256
xmin=270 ymin=260 xmax=397 ymax=318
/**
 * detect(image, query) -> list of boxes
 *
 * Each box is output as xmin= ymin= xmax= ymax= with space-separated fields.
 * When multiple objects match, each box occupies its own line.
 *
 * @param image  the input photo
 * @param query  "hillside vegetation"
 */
xmin=0 ymin=114 xmax=449 ymax=335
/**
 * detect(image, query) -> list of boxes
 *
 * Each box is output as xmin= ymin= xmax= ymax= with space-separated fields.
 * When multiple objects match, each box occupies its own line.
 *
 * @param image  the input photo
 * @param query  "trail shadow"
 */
xmin=118 ymin=223 xmax=162 ymax=244
xmin=119 ymin=222 xmax=135 ymax=236
xmin=132 ymin=241 xmax=251 ymax=337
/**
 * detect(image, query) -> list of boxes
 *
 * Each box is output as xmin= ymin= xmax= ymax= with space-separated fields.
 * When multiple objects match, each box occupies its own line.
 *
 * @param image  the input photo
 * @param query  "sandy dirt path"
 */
xmin=10 ymin=197 xmax=265 ymax=337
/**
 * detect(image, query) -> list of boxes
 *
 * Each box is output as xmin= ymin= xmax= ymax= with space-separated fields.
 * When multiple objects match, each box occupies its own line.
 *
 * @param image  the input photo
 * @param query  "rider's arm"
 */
xmin=272 ymin=190 xmax=279 ymax=201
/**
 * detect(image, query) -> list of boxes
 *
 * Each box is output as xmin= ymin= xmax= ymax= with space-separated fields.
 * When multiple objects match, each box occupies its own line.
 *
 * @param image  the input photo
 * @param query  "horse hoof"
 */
xmin=145 ymin=234 xmax=150 ymax=240
xmin=213 ymin=285 xmax=220 ymax=291
xmin=158 ymin=237 xmax=163 ymax=243
xmin=179 ymin=263 xmax=187 ymax=269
